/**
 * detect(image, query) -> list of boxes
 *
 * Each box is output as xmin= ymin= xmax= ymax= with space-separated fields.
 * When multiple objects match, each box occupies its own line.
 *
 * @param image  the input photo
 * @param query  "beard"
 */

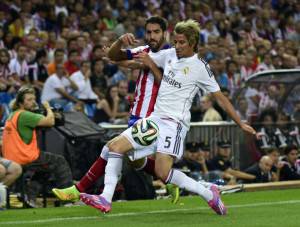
xmin=147 ymin=37 xmax=164 ymax=52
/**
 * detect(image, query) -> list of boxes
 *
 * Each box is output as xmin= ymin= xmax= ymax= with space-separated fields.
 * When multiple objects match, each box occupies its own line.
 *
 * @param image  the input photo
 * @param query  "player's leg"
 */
xmin=129 ymin=156 xmax=180 ymax=204
xmin=80 ymin=131 xmax=135 ymax=213
xmin=52 ymin=142 xmax=111 ymax=202
xmin=155 ymin=119 xmax=227 ymax=215
xmin=52 ymin=115 xmax=140 ymax=201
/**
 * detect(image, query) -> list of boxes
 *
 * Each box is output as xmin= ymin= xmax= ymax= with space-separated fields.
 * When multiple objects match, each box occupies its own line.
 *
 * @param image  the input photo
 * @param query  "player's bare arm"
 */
xmin=212 ymin=91 xmax=257 ymax=136
xmin=108 ymin=33 xmax=139 ymax=61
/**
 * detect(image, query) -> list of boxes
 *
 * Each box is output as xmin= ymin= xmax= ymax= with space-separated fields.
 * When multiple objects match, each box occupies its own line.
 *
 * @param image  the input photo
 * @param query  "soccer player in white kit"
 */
xmin=80 ymin=20 xmax=257 ymax=215
xmin=52 ymin=16 xmax=179 ymax=204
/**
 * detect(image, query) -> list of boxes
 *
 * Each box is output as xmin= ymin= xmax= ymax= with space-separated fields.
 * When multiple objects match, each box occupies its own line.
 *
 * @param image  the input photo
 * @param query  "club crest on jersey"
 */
xmin=182 ymin=67 xmax=189 ymax=75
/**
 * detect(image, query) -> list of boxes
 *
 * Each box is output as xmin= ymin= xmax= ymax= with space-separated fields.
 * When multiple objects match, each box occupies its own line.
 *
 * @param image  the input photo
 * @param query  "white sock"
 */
xmin=101 ymin=152 xmax=123 ymax=202
xmin=199 ymin=180 xmax=214 ymax=188
xmin=167 ymin=169 xmax=213 ymax=201
xmin=100 ymin=145 xmax=109 ymax=161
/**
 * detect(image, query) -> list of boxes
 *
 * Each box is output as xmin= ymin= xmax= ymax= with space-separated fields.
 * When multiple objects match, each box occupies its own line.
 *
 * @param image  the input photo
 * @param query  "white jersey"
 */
xmin=152 ymin=48 xmax=220 ymax=128
xmin=126 ymin=44 xmax=171 ymax=118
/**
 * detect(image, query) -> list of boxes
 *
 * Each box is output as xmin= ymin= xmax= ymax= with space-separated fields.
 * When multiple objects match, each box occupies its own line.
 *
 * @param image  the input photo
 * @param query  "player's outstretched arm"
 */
xmin=212 ymin=91 xmax=257 ymax=136
xmin=108 ymin=33 xmax=139 ymax=61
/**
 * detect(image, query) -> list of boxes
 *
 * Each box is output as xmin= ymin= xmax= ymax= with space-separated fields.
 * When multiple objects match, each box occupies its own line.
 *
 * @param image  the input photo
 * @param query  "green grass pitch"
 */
xmin=1 ymin=189 xmax=300 ymax=227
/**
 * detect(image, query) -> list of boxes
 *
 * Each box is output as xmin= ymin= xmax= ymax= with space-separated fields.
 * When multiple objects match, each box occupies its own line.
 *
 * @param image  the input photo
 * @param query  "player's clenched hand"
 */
xmin=118 ymin=33 xmax=139 ymax=46
xmin=134 ymin=52 xmax=155 ymax=69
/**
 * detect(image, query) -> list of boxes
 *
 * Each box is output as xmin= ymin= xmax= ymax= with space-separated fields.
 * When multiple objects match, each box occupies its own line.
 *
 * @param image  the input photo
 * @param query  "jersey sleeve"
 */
xmin=126 ymin=46 xmax=148 ymax=60
xmin=151 ymin=48 xmax=175 ymax=68
xmin=198 ymin=61 xmax=220 ymax=93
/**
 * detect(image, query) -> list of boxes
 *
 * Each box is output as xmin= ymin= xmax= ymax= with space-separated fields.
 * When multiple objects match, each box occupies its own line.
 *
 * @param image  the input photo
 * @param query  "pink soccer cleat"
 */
xmin=207 ymin=185 xmax=227 ymax=215
xmin=80 ymin=193 xmax=112 ymax=213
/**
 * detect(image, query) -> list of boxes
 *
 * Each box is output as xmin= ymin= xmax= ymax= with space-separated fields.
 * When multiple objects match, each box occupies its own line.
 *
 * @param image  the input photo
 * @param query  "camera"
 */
xmin=33 ymin=105 xmax=65 ymax=127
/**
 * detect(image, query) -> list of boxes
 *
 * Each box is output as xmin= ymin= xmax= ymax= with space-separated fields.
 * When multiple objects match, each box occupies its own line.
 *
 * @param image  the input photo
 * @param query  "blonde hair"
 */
xmin=174 ymin=19 xmax=200 ymax=52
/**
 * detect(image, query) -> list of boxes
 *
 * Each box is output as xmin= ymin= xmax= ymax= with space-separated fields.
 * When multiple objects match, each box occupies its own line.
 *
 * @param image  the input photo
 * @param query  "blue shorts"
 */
xmin=0 ymin=158 xmax=12 ymax=169
xmin=128 ymin=115 xmax=141 ymax=127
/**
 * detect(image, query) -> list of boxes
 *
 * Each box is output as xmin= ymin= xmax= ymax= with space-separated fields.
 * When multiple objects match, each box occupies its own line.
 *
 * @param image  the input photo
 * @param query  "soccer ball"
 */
xmin=131 ymin=118 xmax=159 ymax=146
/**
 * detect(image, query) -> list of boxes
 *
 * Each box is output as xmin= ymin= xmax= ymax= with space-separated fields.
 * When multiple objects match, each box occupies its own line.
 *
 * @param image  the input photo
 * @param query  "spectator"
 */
xmin=93 ymin=85 xmax=119 ymax=124
xmin=41 ymin=63 xmax=79 ymax=111
xmin=9 ymin=44 xmax=29 ymax=84
xmin=0 ymin=157 xmax=22 ymax=187
xmin=2 ymin=86 xmax=73 ymax=206
xmin=200 ymin=19 xmax=220 ymax=44
xmin=47 ymin=48 xmax=65 ymax=76
xmin=90 ymin=44 xmax=107 ymax=61
xmin=48 ymin=38 xmax=67 ymax=63
xmin=258 ymin=84 xmax=279 ymax=114
xmin=256 ymin=109 xmax=278 ymax=151
xmin=24 ymin=34 xmax=40 ymax=62
xmin=255 ymin=53 xmax=275 ymax=72
xmin=8 ymin=17 xmax=24 ymax=38
xmin=115 ymin=79 xmax=130 ymax=124
xmin=274 ymin=111 xmax=296 ymax=149
xmin=0 ymin=48 xmax=16 ymax=98
xmin=244 ymin=83 xmax=260 ymax=121
xmin=77 ymin=35 xmax=91 ymax=61
xmin=271 ymin=54 xmax=282 ymax=69
xmin=69 ymin=61 xmax=98 ymax=117
xmin=90 ymin=59 xmax=107 ymax=99
xmin=174 ymin=142 xmax=209 ymax=181
xmin=207 ymin=141 xmax=256 ymax=184
xmin=199 ymin=141 xmax=211 ymax=162
xmin=64 ymin=49 xmax=80 ymax=76
xmin=240 ymin=51 xmax=257 ymax=82
xmin=266 ymin=147 xmax=284 ymax=181
xmin=55 ymin=0 xmax=68 ymax=17
xmin=201 ymin=95 xmax=222 ymax=122
xmin=280 ymin=145 xmax=300 ymax=181
xmin=226 ymin=60 xmax=241 ymax=94
xmin=32 ymin=4 xmax=47 ymax=31
xmin=70 ymin=61 xmax=97 ymax=101
xmin=28 ymin=49 xmax=49 ymax=102
xmin=244 ymin=155 xmax=274 ymax=183
xmin=235 ymin=98 xmax=250 ymax=122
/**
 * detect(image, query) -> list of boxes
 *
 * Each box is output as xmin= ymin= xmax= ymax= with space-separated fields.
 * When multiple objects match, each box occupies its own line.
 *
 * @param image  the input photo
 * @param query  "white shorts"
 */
xmin=122 ymin=115 xmax=188 ymax=161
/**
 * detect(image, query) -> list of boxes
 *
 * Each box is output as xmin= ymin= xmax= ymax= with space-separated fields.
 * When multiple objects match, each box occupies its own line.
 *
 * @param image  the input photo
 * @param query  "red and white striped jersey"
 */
xmin=126 ymin=44 xmax=171 ymax=118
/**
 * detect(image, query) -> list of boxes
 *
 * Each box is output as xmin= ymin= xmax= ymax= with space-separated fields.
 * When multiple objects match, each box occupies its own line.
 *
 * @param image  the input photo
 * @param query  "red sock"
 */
xmin=76 ymin=157 xmax=107 ymax=192
xmin=142 ymin=157 xmax=156 ymax=176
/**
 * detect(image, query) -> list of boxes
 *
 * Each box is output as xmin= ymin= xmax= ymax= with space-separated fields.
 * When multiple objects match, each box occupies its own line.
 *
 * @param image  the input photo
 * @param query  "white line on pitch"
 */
xmin=1 ymin=200 xmax=300 ymax=225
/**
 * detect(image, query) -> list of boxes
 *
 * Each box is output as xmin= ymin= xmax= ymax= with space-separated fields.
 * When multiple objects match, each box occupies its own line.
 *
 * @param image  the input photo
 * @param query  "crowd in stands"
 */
xmin=1 ymin=0 xmax=300 ymax=205
xmin=0 ymin=0 xmax=299 ymax=126
xmin=176 ymin=141 xmax=300 ymax=187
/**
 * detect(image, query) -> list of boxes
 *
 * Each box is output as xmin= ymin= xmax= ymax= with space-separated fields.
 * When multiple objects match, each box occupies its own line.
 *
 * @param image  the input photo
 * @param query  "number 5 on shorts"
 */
xmin=164 ymin=136 xmax=171 ymax=148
